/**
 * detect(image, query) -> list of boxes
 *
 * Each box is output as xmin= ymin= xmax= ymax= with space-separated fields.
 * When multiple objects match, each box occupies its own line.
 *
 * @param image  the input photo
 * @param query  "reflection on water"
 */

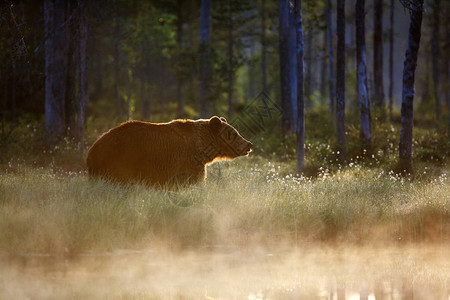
xmin=1 ymin=244 xmax=449 ymax=299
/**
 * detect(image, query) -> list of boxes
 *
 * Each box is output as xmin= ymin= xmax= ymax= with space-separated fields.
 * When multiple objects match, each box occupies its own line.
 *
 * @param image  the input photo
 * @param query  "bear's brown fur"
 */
xmin=86 ymin=116 xmax=252 ymax=186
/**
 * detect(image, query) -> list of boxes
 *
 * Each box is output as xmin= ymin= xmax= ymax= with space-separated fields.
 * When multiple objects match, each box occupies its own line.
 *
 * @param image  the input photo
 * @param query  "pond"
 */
xmin=1 ymin=244 xmax=449 ymax=299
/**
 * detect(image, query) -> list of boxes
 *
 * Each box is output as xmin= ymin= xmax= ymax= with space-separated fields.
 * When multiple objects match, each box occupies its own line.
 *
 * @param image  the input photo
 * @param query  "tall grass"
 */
xmin=1 ymin=158 xmax=448 ymax=257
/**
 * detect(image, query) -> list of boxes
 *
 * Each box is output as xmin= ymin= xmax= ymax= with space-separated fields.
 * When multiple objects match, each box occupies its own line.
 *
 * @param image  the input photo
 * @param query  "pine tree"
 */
xmin=327 ymin=0 xmax=335 ymax=117
xmin=44 ymin=0 xmax=68 ymax=142
xmin=336 ymin=0 xmax=347 ymax=160
xmin=294 ymin=0 xmax=304 ymax=174
xmin=399 ymin=0 xmax=424 ymax=171
xmin=199 ymin=0 xmax=212 ymax=118
xmin=356 ymin=0 xmax=371 ymax=150
xmin=373 ymin=0 xmax=385 ymax=122
xmin=430 ymin=0 xmax=441 ymax=124
xmin=388 ymin=0 xmax=394 ymax=121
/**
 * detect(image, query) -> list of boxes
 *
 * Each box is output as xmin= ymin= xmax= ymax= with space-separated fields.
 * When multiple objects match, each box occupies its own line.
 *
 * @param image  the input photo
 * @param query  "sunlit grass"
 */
xmin=1 ymin=157 xmax=448 ymax=257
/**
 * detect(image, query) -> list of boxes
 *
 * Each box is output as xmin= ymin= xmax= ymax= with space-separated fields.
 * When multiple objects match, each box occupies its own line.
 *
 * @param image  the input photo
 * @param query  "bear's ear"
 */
xmin=210 ymin=116 xmax=223 ymax=132
xmin=220 ymin=117 xmax=227 ymax=123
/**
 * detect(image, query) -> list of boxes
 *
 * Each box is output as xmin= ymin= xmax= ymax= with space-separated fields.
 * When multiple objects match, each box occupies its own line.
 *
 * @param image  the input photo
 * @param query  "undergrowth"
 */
xmin=0 ymin=110 xmax=449 ymax=257
xmin=0 ymin=157 xmax=448 ymax=257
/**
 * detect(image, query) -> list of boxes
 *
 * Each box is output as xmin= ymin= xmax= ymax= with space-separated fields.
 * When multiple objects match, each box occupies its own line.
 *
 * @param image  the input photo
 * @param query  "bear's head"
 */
xmin=208 ymin=116 xmax=253 ymax=160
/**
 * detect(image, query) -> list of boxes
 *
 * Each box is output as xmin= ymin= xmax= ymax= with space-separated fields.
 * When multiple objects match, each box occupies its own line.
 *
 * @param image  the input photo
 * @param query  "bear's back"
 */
xmin=87 ymin=120 xmax=202 ymax=185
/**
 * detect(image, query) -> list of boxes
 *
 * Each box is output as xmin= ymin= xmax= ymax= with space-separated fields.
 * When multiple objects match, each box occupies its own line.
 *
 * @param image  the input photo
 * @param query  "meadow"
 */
xmin=1 ymin=156 xmax=449 ymax=256
xmin=0 ymin=115 xmax=449 ymax=299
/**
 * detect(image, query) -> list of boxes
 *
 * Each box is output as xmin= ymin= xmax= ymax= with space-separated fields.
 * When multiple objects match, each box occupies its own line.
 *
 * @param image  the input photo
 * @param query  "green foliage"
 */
xmin=210 ymin=0 xmax=256 ymax=102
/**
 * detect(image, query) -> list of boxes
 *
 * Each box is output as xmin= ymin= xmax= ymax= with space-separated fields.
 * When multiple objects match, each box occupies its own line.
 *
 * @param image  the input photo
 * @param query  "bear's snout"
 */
xmin=243 ymin=141 xmax=253 ymax=155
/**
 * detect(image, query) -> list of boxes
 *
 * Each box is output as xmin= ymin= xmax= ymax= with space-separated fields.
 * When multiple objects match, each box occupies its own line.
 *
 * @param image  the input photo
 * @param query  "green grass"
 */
xmin=1 ymin=156 xmax=448 ymax=257
xmin=0 ymin=111 xmax=449 ymax=257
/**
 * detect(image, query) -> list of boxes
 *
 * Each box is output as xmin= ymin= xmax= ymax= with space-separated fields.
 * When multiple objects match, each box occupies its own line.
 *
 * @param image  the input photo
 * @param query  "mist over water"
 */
xmin=2 ymin=243 xmax=449 ymax=299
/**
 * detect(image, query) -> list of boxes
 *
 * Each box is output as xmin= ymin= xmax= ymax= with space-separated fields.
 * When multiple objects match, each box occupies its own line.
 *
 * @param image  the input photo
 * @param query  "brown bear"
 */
xmin=86 ymin=116 xmax=252 ymax=187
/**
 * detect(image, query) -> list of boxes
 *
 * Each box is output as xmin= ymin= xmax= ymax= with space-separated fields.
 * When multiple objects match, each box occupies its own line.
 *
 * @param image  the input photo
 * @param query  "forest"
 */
xmin=0 ymin=0 xmax=449 ymax=170
xmin=0 ymin=0 xmax=449 ymax=299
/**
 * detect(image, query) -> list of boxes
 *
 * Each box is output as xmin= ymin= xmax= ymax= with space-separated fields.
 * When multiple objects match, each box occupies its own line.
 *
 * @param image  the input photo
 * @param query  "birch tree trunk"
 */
xmin=294 ymin=0 xmax=304 ymax=174
xmin=44 ymin=0 xmax=67 ymax=143
xmin=199 ymin=0 xmax=212 ymax=118
xmin=356 ymin=0 xmax=372 ymax=150
xmin=336 ymin=0 xmax=347 ymax=160
xmin=399 ymin=0 xmax=424 ymax=170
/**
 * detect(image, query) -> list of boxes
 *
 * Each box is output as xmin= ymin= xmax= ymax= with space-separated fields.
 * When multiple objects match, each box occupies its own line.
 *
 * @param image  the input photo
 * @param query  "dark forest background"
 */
xmin=0 ymin=0 xmax=448 ymax=174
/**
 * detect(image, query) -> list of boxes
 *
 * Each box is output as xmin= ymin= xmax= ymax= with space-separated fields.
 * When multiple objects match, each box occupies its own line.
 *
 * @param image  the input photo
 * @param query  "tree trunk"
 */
xmin=44 ymin=0 xmax=67 ymax=143
xmin=140 ymin=77 xmax=149 ymax=120
xmin=327 ymin=0 xmax=335 ymax=117
xmin=65 ymin=0 xmax=77 ymax=136
xmin=420 ymin=55 xmax=430 ymax=104
xmin=199 ymin=0 xmax=212 ymax=118
xmin=373 ymin=0 xmax=385 ymax=122
xmin=11 ymin=61 xmax=16 ymax=123
xmin=356 ymin=0 xmax=372 ymax=150
xmin=160 ymin=84 xmax=166 ymax=118
xmin=92 ymin=36 xmax=103 ymax=101
xmin=114 ymin=50 xmax=122 ymax=122
xmin=176 ymin=0 xmax=185 ymax=117
xmin=279 ymin=0 xmax=295 ymax=134
xmin=289 ymin=6 xmax=298 ymax=131
xmin=246 ymin=45 xmax=257 ymax=101
xmin=294 ymin=0 xmax=304 ymax=174
xmin=336 ymin=0 xmax=347 ymax=160
xmin=2 ymin=69 xmax=7 ymax=134
xmin=121 ymin=51 xmax=131 ymax=120
xmin=227 ymin=0 xmax=234 ymax=118
xmin=399 ymin=0 xmax=424 ymax=170
xmin=176 ymin=82 xmax=184 ymax=118
xmin=320 ymin=27 xmax=327 ymax=98
xmin=261 ymin=0 xmax=268 ymax=93
xmin=445 ymin=2 xmax=450 ymax=135
xmin=430 ymin=0 xmax=440 ymax=124
xmin=305 ymin=25 xmax=312 ymax=108
xmin=77 ymin=0 xmax=88 ymax=151
xmin=388 ymin=0 xmax=394 ymax=122
xmin=114 ymin=17 xmax=123 ymax=122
